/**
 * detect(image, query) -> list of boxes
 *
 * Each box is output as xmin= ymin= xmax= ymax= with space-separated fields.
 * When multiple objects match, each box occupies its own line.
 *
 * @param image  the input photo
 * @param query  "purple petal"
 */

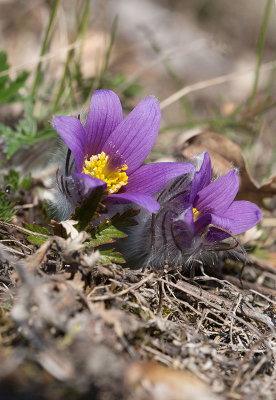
xmin=84 ymin=90 xmax=123 ymax=156
xmin=102 ymin=97 xmax=161 ymax=175
xmin=70 ymin=173 xmax=107 ymax=203
xmin=107 ymin=192 xmax=160 ymax=213
xmin=195 ymin=213 xmax=231 ymax=233
xmin=194 ymin=170 xmax=239 ymax=215
xmin=193 ymin=201 xmax=262 ymax=242
xmin=194 ymin=213 xmax=232 ymax=242
xmin=189 ymin=152 xmax=212 ymax=202
xmin=54 ymin=116 xmax=86 ymax=173
xmin=124 ymin=162 xmax=194 ymax=195
xmin=223 ymin=200 xmax=262 ymax=234
xmin=183 ymin=206 xmax=194 ymax=228
xmin=172 ymin=208 xmax=194 ymax=249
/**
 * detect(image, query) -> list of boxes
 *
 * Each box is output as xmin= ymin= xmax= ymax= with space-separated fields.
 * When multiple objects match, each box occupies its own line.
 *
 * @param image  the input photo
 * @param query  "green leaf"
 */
xmin=23 ymin=222 xmax=50 ymax=236
xmin=23 ymin=223 xmax=50 ymax=245
xmin=2 ymin=169 xmax=32 ymax=202
xmin=0 ymin=50 xmax=29 ymax=104
xmin=88 ymin=221 xmax=127 ymax=247
xmin=109 ymin=209 xmax=140 ymax=229
xmin=2 ymin=139 xmax=21 ymax=159
xmin=3 ymin=169 xmax=20 ymax=190
xmin=26 ymin=235 xmax=47 ymax=246
xmin=0 ymin=51 xmax=8 ymax=71
xmin=20 ymin=174 xmax=32 ymax=191
xmin=0 ymin=99 xmax=57 ymax=159
xmin=0 ymin=192 xmax=16 ymax=222
xmin=0 ymin=125 xmax=56 ymax=160
xmin=0 ymin=51 xmax=9 ymax=87
xmin=88 ymin=209 xmax=139 ymax=247
xmin=73 ymin=185 xmax=107 ymax=231
xmin=17 ymin=99 xmax=37 ymax=137
xmin=99 ymin=248 xmax=125 ymax=264
xmin=0 ymin=71 xmax=29 ymax=104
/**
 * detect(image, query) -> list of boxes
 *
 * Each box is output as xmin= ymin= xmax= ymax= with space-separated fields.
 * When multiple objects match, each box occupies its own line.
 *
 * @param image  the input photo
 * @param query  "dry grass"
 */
xmin=0 ymin=217 xmax=275 ymax=400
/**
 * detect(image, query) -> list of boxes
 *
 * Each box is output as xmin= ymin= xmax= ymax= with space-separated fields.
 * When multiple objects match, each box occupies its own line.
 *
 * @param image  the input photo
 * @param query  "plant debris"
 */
xmin=0 ymin=215 xmax=275 ymax=400
xmin=179 ymin=130 xmax=276 ymax=209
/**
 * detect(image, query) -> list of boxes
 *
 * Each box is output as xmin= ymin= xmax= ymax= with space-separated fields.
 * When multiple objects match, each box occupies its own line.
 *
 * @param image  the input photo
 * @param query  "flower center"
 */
xmin=82 ymin=152 xmax=128 ymax=194
xmin=193 ymin=207 xmax=200 ymax=221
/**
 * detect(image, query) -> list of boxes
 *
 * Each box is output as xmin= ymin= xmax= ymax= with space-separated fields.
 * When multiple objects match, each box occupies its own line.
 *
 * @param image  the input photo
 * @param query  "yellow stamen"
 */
xmin=193 ymin=207 xmax=200 ymax=221
xmin=82 ymin=152 xmax=128 ymax=194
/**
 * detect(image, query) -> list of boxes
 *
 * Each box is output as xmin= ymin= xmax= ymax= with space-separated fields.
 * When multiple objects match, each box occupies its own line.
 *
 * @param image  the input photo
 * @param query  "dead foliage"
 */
xmin=179 ymin=130 xmax=276 ymax=209
xmin=0 ymin=219 xmax=276 ymax=400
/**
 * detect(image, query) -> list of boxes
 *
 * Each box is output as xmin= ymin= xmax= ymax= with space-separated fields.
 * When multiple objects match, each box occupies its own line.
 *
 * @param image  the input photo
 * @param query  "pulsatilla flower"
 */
xmin=174 ymin=152 xmax=262 ymax=243
xmin=53 ymin=90 xmax=194 ymax=220
xmin=113 ymin=152 xmax=262 ymax=270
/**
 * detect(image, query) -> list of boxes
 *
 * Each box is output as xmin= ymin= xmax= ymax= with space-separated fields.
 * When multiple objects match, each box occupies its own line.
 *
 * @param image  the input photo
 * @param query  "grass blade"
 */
xmin=249 ymin=0 xmax=273 ymax=104
xmin=52 ymin=0 xmax=90 ymax=112
xmin=31 ymin=0 xmax=60 ymax=98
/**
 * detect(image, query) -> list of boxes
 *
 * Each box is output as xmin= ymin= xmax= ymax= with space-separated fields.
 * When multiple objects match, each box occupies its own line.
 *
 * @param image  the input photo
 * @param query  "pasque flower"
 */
xmin=113 ymin=152 xmax=262 ymax=270
xmin=174 ymin=152 xmax=262 ymax=242
xmin=53 ymin=90 xmax=194 ymax=220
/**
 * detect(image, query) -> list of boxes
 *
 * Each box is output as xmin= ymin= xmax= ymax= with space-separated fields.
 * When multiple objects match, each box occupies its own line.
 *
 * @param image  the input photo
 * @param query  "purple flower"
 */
xmin=111 ymin=152 xmax=262 ymax=270
xmin=53 ymin=90 xmax=194 ymax=219
xmin=176 ymin=152 xmax=262 ymax=242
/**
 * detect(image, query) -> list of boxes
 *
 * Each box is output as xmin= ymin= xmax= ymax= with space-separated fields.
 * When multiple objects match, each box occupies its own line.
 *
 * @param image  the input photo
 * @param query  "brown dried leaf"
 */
xmin=37 ymin=350 xmax=75 ymax=381
xmin=180 ymin=130 xmax=276 ymax=208
xmin=125 ymin=362 xmax=220 ymax=400
xmin=62 ymin=232 xmax=90 ymax=261
xmin=22 ymin=237 xmax=54 ymax=272
xmin=99 ymin=309 xmax=142 ymax=337
xmin=81 ymin=251 xmax=100 ymax=267
xmin=50 ymin=219 xmax=79 ymax=239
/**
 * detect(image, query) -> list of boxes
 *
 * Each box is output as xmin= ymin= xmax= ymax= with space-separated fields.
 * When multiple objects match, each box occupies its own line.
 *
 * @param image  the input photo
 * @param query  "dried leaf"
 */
xmin=63 ymin=231 xmax=90 ymax=258
xmin=37 ymin=350 xmax=74 ymax=381
xmin=98 ymin=309 xmax=142 ymax=337
xmin=51 ymin=219 xmax=79 ymax=239
xmin=180 ymin=130 xmax=276 ymax=208
xmin=125 ymin=362 xmax=219 ymax=400
xmin=81 ymin=251 xmax=100 ymax=267
xmin=242 ymin=226 xmax=263 ymax=244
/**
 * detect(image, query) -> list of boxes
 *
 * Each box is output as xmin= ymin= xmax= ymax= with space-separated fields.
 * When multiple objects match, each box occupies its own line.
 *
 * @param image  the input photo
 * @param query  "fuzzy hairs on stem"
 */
xmin=109 ymin=172 xmax=248 ymax=273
